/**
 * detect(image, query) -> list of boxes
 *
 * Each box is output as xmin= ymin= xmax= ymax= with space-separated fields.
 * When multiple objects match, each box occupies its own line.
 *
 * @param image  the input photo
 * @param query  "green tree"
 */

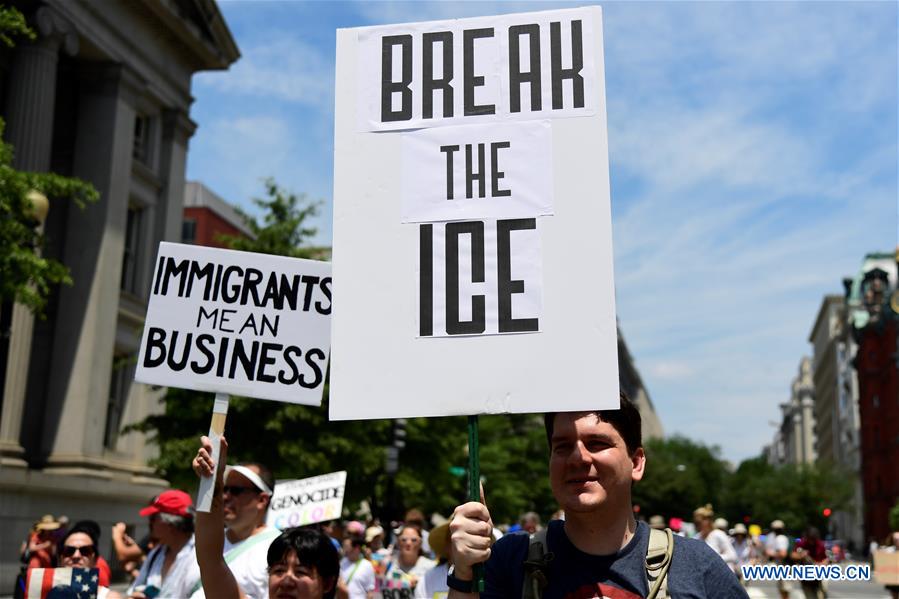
xmin=0 ymin=7 xmax=98 ymax=315
xmin=217 ymin=177 xmax=322 ymax=259
xmin=632 ymin=435 xmax=729 ymax=521
xmin=889 ymin=499 xmax=899 ymax=532
xmin=720 ymin=457 xmax=854 ymax=534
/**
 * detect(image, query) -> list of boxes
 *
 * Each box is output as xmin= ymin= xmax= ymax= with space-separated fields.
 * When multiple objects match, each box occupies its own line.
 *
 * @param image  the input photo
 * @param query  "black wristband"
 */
xmin=446 ymin=566 xmax=475 ymax=593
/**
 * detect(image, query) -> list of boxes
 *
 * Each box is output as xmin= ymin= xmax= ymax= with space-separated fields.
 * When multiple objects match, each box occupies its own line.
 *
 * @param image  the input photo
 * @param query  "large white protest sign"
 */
xmin=402 ymin=121 xmax=553 ymax=223
xmin=266 ymin=471 xmax=346 ymax=530
xmin=135 ymin=243 xmax=331 ymax=405
xmin=331 ymin=6 xmax=618 ymax=419
xmin=356 ymin=8 xmax=598 ymax=131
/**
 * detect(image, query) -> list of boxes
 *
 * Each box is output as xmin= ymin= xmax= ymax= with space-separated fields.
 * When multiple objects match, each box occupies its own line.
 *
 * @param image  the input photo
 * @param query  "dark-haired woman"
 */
xmin=193 ymin=436 xmax=339 ymax=599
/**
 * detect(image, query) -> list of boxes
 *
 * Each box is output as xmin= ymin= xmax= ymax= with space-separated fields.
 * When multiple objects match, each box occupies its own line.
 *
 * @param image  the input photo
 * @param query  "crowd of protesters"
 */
xmin=14 ymin=414 xmax=896 ymax=599
xmin=16 ymin=495 xmax=894 ymax=599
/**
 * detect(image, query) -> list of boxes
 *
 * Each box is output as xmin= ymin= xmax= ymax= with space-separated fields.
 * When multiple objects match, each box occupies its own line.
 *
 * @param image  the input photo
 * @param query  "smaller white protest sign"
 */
xmin=401 ymin=120 xmax=553 ymax=223
xmin=266 ymin=471 xmax=347 ymax=530
xmin=135 ymin=242 xmax=331 ymax=405
xmin=419 ymin=218 xmax=542 ymax=337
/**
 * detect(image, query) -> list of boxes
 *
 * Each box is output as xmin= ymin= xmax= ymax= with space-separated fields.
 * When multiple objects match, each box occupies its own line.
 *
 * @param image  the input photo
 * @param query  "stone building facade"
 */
xmin=808 ymin=294 xmax=864 ymax=550
xmin=617 ymin=327 xmax=664 ymax=441
xmin=767 ymin=357 xmax=817 ymax=466
xmin=0 ymin=0 xmax=238 ymax=588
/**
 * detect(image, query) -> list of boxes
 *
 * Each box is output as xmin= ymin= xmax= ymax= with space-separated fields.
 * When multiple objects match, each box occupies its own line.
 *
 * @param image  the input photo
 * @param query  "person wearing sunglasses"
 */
xmin=188 ymin=458 xmax=279 ymax=599
xmin=193 ymin=435 xmax=340 ymax=599
xmin=58 ymin=522 xmax=123 ymax=599
xmin=380 ymin=524 xmax=435 ymax=596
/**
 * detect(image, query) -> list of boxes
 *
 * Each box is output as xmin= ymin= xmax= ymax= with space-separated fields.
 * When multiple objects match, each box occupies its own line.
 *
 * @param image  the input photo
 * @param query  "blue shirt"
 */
xmin=483 ymin=520 xmax=748 ymax=598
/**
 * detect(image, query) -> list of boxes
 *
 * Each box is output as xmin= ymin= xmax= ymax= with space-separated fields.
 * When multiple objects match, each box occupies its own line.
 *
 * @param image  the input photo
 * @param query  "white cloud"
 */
xmin=648 ymin=361 xmax=696 ymax=381
xmin=194 ymin=37 xmax=333 ymax=109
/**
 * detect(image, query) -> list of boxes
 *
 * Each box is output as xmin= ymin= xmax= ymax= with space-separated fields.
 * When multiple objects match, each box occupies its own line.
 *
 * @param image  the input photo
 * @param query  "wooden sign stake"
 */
xmin=196 ymin=393 xmax=229 ymax=513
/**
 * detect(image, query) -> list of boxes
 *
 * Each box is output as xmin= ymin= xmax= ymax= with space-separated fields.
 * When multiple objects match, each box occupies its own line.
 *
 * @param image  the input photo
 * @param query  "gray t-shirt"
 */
xmin=484 ymin=520 xmax=748 ymax=598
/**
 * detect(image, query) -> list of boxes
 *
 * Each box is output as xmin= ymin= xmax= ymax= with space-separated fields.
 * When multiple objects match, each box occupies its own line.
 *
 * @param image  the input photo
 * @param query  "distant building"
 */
xmin=767 ymin=357 xmax=816 ymax=466
xmin=808 ymin=294 xmax=863 ymax=550
xmin=618 ymin=327 xmax=664 ymax=440
xmin=0 ymin=0 xmax=238 ymax=589
xmin=849 ymin=251 xmax=899 ymax=544
xmin=182 ymin=181 xmax=254 ymax=247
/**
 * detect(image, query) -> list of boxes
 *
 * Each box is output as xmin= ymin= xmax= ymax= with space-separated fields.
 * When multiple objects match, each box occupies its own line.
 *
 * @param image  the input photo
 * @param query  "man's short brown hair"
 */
xmin=543 ymin=391 xmax=642 ymax=455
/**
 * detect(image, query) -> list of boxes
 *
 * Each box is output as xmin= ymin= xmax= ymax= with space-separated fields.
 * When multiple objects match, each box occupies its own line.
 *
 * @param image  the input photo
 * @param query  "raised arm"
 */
xmin=192 ymin=435 xmax=245 ymax=599
xmin=111 ymin=522 xmax=144 ymax=563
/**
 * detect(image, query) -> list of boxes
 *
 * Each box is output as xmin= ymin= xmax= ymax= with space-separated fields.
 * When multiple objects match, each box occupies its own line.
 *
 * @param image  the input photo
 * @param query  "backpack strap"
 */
xmin=522 ymin=529 xmax=554 ymax=599
xmin=646 ymin=528 xmax=674 ymax=599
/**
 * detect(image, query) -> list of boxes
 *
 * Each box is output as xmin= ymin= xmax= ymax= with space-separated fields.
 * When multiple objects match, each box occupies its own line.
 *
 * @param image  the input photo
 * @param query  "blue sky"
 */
xmin=186 ymin=1 xmax=898 ymax=463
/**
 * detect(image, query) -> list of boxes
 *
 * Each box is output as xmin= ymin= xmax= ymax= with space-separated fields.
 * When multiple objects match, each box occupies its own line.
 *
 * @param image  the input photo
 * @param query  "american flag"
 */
xmin=25 ymin=568 xmax=99 ymax=599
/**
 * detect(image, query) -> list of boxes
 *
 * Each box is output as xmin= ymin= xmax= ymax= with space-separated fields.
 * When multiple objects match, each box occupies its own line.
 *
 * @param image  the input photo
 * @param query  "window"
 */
xmin=121 ymin=204 xmax=143 ymax=294
xmin=105 ymin=353 xmax=134 ymax=449
xmin=182 ymin=218 xmax=197 ymax=244
xmin=133 ymin=114 xmax=152 ymax=164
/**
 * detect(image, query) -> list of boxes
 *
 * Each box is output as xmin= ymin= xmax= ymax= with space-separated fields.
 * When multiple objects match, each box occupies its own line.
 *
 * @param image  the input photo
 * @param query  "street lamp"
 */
xmin=26 ymin=190 xmax=49 ymax=226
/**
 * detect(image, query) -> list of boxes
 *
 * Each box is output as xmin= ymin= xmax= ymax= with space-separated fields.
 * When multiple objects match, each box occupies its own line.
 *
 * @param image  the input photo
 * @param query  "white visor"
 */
xmin=225 ymin=464 xmax=273 ymax=495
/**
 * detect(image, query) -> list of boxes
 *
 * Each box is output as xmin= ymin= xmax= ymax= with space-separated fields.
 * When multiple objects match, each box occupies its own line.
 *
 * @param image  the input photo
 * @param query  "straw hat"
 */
xmin=733 ymin=523 xmax=748 ymax=535
xmin=35 ymin=515 xmax=61 ymax=531
xmin=693 ymin=504 xmax=714 ymax=520
xmin=428 ymin=522 xmax=451 ymax=560
xmin=365 ymin=525 xmax=384 ymax=544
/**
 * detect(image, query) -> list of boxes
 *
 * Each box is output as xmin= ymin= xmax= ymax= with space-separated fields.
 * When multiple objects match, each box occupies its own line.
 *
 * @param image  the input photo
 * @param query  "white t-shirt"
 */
xmin=128 ymin=537 xmax=201 ymax=599
xmin=190 ymin=527 xmax=280 ymax=599
xmin=732 ymin=537 xmax=753 ymax=567
xmin=413 ymin=562 xmax=448 ymax=599
xmin=340 ymin=556 xmax=376 ymax=599
xmin=702 ymin=529 xmax=738 ymax=568
xmin=766 ymin=533 xmax=790 ymax=561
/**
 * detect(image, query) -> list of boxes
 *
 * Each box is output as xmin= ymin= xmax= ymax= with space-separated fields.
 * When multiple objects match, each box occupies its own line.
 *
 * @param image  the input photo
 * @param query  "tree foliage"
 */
xmin=0 ymin=7 xmax=98 ymax=315
xmin=633 ymin=436 xmax=854 ymax=535
xmin=217 ymin=177 xmax=322 ymax=259
xmin=0 ymin=4 xmax=33 ymax=47
xmin=632 ymin=435 xmax=728 ymax=519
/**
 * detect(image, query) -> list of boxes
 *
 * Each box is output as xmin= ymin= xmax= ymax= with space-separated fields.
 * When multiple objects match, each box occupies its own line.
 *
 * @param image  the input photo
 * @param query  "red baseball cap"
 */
xmin=139 ymin=490 xmax=193 ymax=517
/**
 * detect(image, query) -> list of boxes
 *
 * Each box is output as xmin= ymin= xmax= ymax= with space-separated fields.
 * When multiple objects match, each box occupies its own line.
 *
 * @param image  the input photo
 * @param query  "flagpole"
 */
xmin=467 ymin=414 xmax=485 ymax=592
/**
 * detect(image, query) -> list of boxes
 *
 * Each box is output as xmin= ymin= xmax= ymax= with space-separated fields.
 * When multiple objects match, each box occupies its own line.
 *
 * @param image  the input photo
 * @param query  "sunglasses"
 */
xmin=61 ymin=544 xmax=95 ymax=558
xmin=223 ymin=485 xmax=261 ymax=497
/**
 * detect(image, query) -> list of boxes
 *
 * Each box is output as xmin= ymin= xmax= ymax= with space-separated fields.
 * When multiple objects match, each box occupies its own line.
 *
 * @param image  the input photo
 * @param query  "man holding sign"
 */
xmin=446 ymin=394 xmax=747 ymax=598
xmin=189 ymin=461 xmax=280 ymax=599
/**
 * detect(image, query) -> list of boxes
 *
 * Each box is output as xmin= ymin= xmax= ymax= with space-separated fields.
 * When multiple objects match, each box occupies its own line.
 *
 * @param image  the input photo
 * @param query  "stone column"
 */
xmin=41 ymin=63 xmax=141 ymax=472
xmin=0 ymin=7 xmax=78 ymax=465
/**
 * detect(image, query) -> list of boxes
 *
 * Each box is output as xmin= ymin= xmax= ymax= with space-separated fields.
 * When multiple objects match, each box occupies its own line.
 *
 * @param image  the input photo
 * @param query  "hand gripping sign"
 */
xmin=136 ymin=242 xmax=332 ymax=510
